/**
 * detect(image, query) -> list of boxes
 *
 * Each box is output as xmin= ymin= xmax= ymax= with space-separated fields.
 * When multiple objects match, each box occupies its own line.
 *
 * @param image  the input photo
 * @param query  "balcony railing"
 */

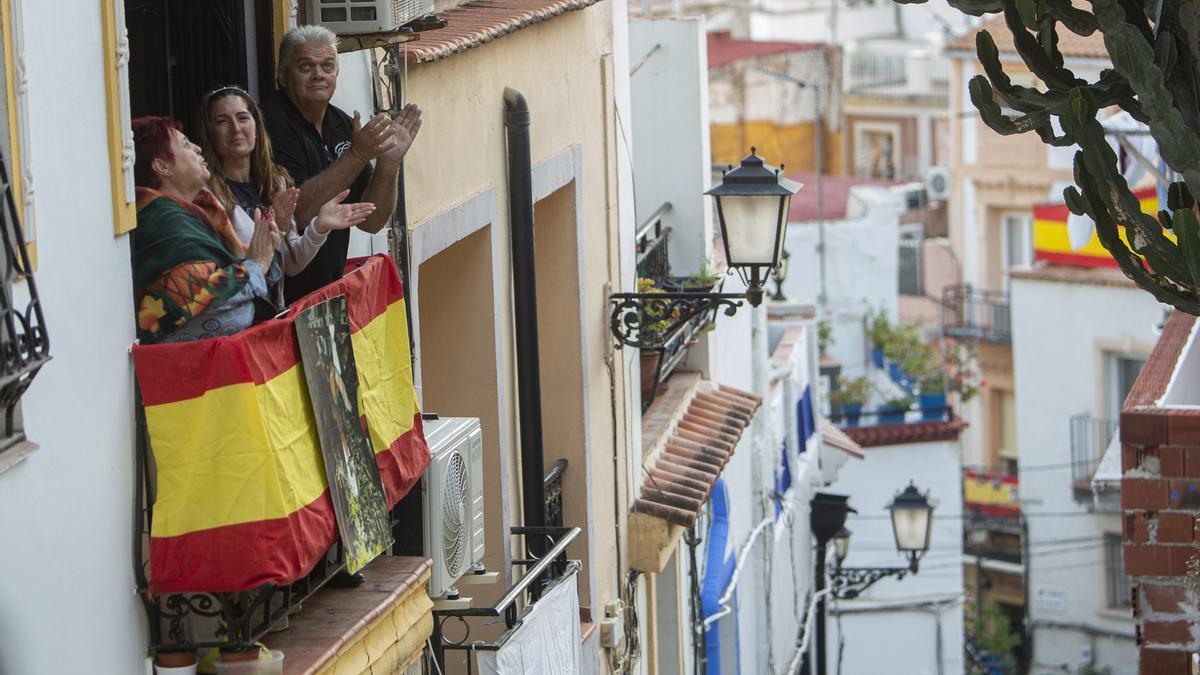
xmin=941 ymin=283 xmax=1011 ymax=344
xmin=843 ymin=45 xmax=950 ymax=95
xmin=1070 ymin=413 xmax=1118 ymax=487
xmin=636 ymin=202 xmax=671 ymax=281
xmin=829 ymin=402 xmax=953 ymax=428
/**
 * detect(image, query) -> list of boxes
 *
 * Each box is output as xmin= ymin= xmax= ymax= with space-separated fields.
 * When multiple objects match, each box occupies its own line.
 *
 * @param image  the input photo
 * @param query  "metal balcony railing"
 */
xmin=1070 ymin=413 xmax=1118 ymax=486
xmin=636 ymin=202 xmax=671 ymax=282
xmin=941 ymin=283 xmax=1011 ymax=344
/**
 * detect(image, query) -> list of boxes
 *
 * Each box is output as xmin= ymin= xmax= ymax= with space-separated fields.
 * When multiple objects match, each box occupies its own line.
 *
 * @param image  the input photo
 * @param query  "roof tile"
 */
xmin=634 ymin=384 xmax=760 ymax=527
xmin=946 ymin=14 xmax=1107 ymax=60
xmin=406 ymin=0 xmax=602 ymax=64
xmin=841 ymin=419 xmax=966 ymax=448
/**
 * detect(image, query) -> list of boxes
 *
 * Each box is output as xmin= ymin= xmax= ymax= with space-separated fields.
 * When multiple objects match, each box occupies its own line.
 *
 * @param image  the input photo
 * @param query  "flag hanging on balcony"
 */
xmin=132 ymin=255 xmax=429 ymax=594
xmin=1032 ymin=187 xmax=1163 ymax=268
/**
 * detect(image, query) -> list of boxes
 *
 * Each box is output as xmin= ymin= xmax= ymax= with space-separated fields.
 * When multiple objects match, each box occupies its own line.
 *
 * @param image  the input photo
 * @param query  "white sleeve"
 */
xmin=279 ymin=216 xmax=330 ymax=275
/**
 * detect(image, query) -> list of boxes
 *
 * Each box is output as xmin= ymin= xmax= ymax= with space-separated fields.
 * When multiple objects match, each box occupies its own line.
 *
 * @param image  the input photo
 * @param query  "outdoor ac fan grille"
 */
xmin=441 ymin=450 xmax=469 ymax=579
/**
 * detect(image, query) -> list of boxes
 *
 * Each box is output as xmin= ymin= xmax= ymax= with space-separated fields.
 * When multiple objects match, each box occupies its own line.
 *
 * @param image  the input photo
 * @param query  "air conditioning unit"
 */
xmin=927 ymin=166 xmax=950 ymax=201
xmin=308 ymin=0 xmax=429 ymax=35
xmin=422 ymin=417 xmax=486 ymax=599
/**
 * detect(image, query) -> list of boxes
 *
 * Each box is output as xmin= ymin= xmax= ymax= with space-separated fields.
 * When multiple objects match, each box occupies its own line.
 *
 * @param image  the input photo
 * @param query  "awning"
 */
xmin=632 ymin=384 xmax=760 ymax=528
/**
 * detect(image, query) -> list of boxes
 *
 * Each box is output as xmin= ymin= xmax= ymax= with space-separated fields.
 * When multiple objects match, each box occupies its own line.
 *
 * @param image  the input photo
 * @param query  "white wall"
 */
xmin=1011 ymin=275 xmax=1159 ymax=674
xmin=825 ymin=439 xmax=965 ymax=675
xmin=780 ymin=186 xmax=902 ymax=376
xmin=630 ymin=17 xmax=713 ymax=277
xmin=0 ymin=3 xmax=147 ymax=674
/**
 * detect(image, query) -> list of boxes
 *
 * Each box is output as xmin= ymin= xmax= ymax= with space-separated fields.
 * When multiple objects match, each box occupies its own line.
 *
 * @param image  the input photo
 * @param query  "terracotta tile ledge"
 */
xmin=262 ymin=556 xmax=433 ymax=675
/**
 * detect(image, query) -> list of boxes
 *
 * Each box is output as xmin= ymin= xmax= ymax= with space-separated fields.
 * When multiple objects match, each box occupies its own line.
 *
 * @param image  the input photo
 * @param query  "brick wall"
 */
xmin=1122 ymin=312 xmax=1200 ymax=674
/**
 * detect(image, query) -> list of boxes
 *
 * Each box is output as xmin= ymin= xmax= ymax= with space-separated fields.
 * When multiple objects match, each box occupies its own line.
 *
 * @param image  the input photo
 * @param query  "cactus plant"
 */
xmin=896 ymin=0 xmax=1200 ymax=314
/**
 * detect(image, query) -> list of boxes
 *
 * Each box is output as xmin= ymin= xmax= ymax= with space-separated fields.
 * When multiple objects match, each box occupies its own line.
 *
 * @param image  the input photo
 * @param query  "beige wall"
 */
xmin=402 ymin=4 xmax=628 ymax=628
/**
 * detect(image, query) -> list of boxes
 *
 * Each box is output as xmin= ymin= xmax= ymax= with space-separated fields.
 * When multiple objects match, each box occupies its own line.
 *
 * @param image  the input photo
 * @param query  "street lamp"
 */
xmin=808 ymin=484 xmax=936 ymax=675
xmin=888 ymin=482 xmax=935 ymax=572
xmin=608 ymin=149 xmax=801 ymax=349
xmin=706 ymin=148 xmax=800 ymax=307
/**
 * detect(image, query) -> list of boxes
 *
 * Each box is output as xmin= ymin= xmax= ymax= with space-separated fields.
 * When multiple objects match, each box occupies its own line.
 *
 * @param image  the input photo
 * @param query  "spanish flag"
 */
xmin=133 ymin=255 xmax=429 ymax=594
xmin=1033 ymin=187 xmax=1164 ymax=268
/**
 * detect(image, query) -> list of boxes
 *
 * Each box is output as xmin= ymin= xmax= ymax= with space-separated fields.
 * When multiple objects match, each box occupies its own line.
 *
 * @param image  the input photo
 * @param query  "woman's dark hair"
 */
xmin=132 ymin=116 xmax=183 ymax=189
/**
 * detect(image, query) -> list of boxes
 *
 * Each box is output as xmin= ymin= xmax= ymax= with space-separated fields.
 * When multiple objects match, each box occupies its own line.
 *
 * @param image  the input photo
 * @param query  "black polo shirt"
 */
xmin=261 ymin=89 xmax=373 ymax=304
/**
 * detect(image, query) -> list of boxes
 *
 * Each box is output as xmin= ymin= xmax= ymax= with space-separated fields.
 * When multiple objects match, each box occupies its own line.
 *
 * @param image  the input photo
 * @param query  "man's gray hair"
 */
xmin=278 ymin=25 xmax=339 ymax=74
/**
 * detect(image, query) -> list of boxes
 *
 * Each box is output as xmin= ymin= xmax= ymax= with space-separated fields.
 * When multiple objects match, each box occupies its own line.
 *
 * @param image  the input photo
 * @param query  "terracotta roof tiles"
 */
xmin=841 ymin=419 xmax=966 ymax=448
xmin=945 ymin=14 xmax=1108 ymax=61
xmin=634 ymin=384 xmax=761 ymax=527
xmin=707 ymin=32 xmax=823 ymax=70
xmin=1125 ymin=311 xmax=1195 ymax=409
xmin=405 ymin=0 xmax=601 ymax=64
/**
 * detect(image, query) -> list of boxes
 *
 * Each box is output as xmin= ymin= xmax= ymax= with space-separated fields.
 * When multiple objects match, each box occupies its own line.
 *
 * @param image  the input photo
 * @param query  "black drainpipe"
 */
xmin=503 ymin=88 xmax=547 ymax=555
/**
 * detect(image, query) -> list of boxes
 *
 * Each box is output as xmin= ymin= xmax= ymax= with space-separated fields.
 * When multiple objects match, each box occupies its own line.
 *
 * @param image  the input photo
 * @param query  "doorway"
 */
xmin=124 ymin=0 xmax=277 ymax=132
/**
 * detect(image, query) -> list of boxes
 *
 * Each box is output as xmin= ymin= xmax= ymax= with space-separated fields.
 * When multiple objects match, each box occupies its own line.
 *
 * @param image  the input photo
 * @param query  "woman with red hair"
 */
xmin=130 ymin=116 xmax=279 ymax=343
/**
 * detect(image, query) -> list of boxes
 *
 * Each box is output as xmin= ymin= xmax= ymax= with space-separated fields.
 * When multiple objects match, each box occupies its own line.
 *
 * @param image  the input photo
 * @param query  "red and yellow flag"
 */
xmin=1033 ymin=187 xmax=1162 ymax=268
xmin=133 ymin=255 xmax=429 ymax=593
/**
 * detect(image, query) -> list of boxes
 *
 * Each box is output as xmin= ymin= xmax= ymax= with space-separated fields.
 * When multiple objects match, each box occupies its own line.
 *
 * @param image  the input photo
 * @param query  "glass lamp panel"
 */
xmin=832 ymin=533 xmax=850 ymax=561
xmin=720 ymin=195 xmax=783 ymax=266
xmin=775 ymin=194 xmax=791 ymax=265
xmin=891 ymin=507 xmax=931 ymax=553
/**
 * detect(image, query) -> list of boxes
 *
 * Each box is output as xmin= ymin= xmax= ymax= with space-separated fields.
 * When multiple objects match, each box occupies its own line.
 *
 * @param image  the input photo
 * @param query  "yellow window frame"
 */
xmin=101 ymin=0 xmax=135 ymax=236
xmin=1 ymin=0 xmax=33 ymax=267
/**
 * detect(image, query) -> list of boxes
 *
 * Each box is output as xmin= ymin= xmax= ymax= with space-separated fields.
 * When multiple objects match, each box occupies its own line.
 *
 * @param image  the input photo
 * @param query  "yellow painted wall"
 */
xmin=711 ymin=120 xmax=844 ymax=175
xmin=402 ymin=5 xmax=625 ymax=623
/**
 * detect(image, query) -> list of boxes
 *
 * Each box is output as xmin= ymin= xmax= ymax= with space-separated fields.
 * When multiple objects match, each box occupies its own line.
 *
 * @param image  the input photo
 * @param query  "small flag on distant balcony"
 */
xmin=132 ymin=255 xmax=429 ymax=594
xmin=1033 ymin=187 xmax=1162 ymax=268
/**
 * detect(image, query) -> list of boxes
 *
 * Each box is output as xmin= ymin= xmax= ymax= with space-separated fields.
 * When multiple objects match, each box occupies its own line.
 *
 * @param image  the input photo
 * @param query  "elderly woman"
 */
xmin=194 ymin=85 xmax=374 ymax=305
xmin=131 ymin=116 xmax=279 ymax=344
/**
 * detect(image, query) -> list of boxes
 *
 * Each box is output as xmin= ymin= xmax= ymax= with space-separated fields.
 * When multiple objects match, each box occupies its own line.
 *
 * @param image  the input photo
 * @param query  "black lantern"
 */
xmin=887 ymin=482 xmax=935 ymax=572
xmin=706 ymin=148 xmax=800 ymax=306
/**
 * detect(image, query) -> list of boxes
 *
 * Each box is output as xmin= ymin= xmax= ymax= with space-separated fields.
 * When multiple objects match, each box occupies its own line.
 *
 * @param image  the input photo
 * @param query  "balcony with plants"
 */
xmin=830 ymin=314 xmax=974 ymax=431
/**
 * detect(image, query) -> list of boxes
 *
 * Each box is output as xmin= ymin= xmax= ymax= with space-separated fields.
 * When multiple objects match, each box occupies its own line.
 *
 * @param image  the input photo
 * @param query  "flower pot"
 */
xmin=919 ymin=393 xmax=947 ymax=421
xmin=155 ymin=652 xmax=197 ymax=675
xmin=870 ymin=347 xmax=885 ymax=369
xmin=886 ymin=361 xmax=912 ymax=391
xmin=841 ymin=403 xmax=862 ymax=428
xmin=659 ymin=277 xmax=719 ymax=294
xmin=877 ymin=404 xmax=906 ymax=425
xmin=640 ymin=350 xmax=662 ymax=401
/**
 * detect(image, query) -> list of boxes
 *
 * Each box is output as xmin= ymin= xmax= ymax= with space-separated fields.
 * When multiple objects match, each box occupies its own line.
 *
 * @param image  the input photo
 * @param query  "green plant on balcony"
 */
xmin=884 ymin=393 xmax=915 ymax=411
xmin=883 ymin=321 xmax=922 ymax=364
xmin=894 ymin=0 xmax=1200 ymax=314
xmin=817 ymin=318 xmax=835 ymax=354
xmin=945 ymin=340 xmax=981 ymax=403
xmin=866 ymin=309 xmax=892 ymax=350
xmin=636 ymin=277 xmax=676 ymax=348
xmin=830 ymin=375 xmax=873 ymax=408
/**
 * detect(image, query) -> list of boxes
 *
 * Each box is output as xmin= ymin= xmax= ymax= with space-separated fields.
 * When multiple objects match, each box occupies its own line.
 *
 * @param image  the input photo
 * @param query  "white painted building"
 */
xmin=824 ymin=433 xmax=966 ymax=675
xmin=778 ymin=184 xmax=904 ymax=375
xmin=1010 ymin=266 xmax=1159 ymax=674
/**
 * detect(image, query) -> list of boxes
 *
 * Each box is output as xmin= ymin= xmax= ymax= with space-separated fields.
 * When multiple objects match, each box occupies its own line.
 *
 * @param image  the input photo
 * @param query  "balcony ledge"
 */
xmin=262 ymin=556 xmax=433 ymax=675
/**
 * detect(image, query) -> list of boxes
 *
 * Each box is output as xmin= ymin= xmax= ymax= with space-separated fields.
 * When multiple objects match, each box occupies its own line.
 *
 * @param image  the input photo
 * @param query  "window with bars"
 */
xmin=1104 ymin=533 xmax=1131 ymax=609
xmin=898 ymin=227 xmax=924 ymax=297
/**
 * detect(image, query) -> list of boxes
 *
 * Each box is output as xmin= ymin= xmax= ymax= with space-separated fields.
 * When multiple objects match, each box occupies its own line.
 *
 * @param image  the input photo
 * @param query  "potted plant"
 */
xmin=830 ymin=375 xmax=872 ymax=427
xmin=636 ymin=278 xmax=678 ymax=401
xmin=944 ymin=339 xmax=981 ymax=404
xmin=883 ymin=322 xmax=922 ymax=390
xmin=817 ymin=318 xmax=834 ymax=355
xmin=155 ymin=651 xmax=198 ymax=675
xmin=878 ymin=394 xmax=913 ymax=425
xmin=866 ymin=310 xmax=891 ymax=368
xmin=660 ymin=261 xmax=722 ymax=293
xmin=917 ymin=369 xmax=947 ymax=421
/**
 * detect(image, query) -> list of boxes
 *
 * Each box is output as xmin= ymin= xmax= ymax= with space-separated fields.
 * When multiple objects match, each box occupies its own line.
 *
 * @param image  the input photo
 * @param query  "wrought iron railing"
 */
xmin=828 ymin=403 xmax=953 ymax=428
xmin=941 ymin=283 xmax=1011 ymax=344
xmin=1070 ymin=413 xmax=1118 ymax=486
xmin=544 ymin=458 xmax=567 ymax=529
xmin=0 ymin=149 xmax=48 ymax=451
xmin=431 ymin=526 xmax=581 ymax=670
xmin=636 ymin=202 xmax=671 ymax=282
